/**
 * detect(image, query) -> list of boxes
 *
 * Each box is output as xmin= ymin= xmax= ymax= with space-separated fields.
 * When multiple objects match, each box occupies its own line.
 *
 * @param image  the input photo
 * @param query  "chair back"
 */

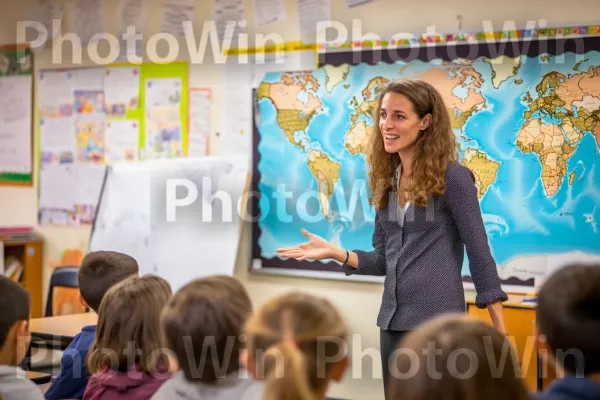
xmin=45 ymin=266 xmax=79 ymax=317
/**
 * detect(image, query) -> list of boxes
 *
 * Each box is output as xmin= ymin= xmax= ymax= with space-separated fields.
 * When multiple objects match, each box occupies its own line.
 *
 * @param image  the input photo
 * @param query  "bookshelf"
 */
xmin=1 ymin=229 xmax=44 ymax=318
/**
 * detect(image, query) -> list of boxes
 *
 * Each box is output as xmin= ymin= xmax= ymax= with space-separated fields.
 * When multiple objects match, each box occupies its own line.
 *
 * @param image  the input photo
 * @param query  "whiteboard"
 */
xmin=89 ymin=156 xmax=249 ymax=291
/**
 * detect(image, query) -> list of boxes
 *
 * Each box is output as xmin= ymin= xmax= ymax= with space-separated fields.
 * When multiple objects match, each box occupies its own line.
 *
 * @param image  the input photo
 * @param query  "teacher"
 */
xmin=277 ymin=78 xmax=509 ymax=393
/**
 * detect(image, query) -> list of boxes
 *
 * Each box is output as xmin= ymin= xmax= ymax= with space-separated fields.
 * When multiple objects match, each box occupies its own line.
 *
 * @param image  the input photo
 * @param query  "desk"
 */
xmin=466 ymin=295 xmax=556 ymax=392
xmin=30 ymin=312 xmax=97 ymax=349
xmin=26 ymin=370 xmax=52 ymax=384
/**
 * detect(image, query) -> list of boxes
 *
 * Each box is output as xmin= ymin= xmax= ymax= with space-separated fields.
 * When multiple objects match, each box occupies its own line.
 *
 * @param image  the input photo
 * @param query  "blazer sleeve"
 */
xmin=445 ymin=165 xmax=508 ymax=308
xmin=340 ymin=211 xmax=387 ymax=276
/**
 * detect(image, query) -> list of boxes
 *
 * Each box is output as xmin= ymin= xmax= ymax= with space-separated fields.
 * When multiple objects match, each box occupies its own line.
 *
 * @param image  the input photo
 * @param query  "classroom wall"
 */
xmin=0 ymin=0 xmax=596 ymax=398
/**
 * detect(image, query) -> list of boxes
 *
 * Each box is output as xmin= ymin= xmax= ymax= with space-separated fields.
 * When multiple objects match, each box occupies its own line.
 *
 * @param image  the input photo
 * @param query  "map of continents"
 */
xmin=255 ymin=51 xmax=600 ymax=286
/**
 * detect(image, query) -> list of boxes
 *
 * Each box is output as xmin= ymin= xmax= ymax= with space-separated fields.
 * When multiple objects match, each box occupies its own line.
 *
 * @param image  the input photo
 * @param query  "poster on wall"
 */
xmin=144 ymin=78 xmax=183 ymax=159
xmin=250 ymin=28 xmax=600 ymax=291
xmin=0 ymin=45 xmax=34 ymax=186
xmin=36 ymin=63 xmax=189 ymax=225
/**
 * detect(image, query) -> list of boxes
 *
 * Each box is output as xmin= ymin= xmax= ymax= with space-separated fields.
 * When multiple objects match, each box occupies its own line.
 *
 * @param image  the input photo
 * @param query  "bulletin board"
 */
xmin=0 ymin=44 xmax=34 ymax=186
xmin=36 ymin=61 xmax=188 ymax=225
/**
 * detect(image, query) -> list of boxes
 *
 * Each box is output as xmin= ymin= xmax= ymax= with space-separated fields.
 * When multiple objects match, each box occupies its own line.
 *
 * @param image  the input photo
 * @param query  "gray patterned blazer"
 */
xmin=341 ymin=162 xmax=508 ymax=331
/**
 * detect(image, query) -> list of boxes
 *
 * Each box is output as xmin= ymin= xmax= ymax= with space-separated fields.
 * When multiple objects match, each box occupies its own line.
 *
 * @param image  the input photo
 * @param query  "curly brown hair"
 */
xmin=368 ymin=79 xmax=459 ymax=209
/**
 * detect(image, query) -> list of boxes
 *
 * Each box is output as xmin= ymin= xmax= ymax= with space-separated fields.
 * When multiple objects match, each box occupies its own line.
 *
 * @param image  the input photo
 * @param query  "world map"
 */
xmin=255 ymin=51 xmax=600 ymax=287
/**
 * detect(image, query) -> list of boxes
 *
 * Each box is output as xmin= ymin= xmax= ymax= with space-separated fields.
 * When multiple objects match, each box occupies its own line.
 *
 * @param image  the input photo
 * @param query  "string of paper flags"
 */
xmin=317 ymin=24 xmax=600 ymax=50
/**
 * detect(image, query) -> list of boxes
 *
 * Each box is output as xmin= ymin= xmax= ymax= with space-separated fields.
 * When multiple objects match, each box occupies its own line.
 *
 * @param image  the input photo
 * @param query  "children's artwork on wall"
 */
xmin=36 ymin=62 xmax=189 ymax=225
xmin=0 ymin=44 xmax=34 ymax=186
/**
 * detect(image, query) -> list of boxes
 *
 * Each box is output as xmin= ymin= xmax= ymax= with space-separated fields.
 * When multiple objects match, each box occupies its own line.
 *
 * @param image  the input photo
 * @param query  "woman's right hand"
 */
xmin=275 ymin=229 xmax=334 ymax=261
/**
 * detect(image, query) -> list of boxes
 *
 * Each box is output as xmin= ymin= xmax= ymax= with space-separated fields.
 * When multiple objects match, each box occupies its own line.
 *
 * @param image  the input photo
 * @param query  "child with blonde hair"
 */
xmin=387 ymin=313 xmax=531 ymax=400
xmin=242 ymin=291 xmax=349 ymax=400
xmin=83 ymin=275 xmax=172 ymax=400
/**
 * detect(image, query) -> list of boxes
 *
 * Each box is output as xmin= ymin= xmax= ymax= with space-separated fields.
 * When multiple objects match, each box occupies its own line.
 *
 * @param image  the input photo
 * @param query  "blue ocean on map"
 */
xmin=255 ymin=51 xmax=600 ymax=283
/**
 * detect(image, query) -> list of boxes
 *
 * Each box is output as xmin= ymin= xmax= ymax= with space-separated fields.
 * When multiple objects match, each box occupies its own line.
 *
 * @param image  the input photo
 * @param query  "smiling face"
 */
xmin=379 ymin=92 xmax=430 ymax=155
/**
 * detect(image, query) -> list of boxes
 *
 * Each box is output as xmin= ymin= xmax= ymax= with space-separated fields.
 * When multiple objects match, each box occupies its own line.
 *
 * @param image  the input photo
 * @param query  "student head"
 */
xmin=536 ymin=262 xmax=600 ymax=377
xmin=388 ymin=313 xmax=531 ymax=400
xmin=0 ymin=276 xmax=31 ymax=366
xmin=242 ymin=291 xmax=349 ymax=400
xmin=86 ymin=275 xmax=172 ymax=375
xmin=160 ymin=275 xmax=252 ymax=382
xmin=369 ymin=78 xmax=458 ymax=209
xmin=78 ymin=250 xmax=139 ymax=312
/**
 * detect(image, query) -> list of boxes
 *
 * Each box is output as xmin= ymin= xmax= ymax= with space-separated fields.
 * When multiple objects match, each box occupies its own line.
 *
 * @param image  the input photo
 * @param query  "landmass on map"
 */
xmin=349 ymin=76 xmax=389 ymax=123
xmin=345 ymin=76 xmax=390 ymax=156
xmin=516 ymin=119 xmax=577 ymax=196
xmin=585 ymin=209 xmax=598 ymax=233
xmin=569 ymin=171 xmax=577 ymax=185
xmin=257 ymin=73 xmax=323 ymax=149
xmin=323 ymin=64 xmax=350 ymax=93
xmin=308 ymin=149 xmax=341 ymax=219
xmin=461 ymin=148 xmax=500 ymax=199
xmin=258 ymin=72 xmax=342 ymax=219
xmin=345 ymin=121 xmax=370 ymax=155
xmin=483 ymin=56 xmax=522 ymax=89
xmin=518 ymin=66 xmax=600 ymax=196
xmin=415 ymin=64 xmax=487 ymax=130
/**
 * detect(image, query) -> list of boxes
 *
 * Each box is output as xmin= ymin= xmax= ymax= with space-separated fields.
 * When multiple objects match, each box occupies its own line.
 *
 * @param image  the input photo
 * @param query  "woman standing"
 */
xmin=277 ymin=79 xmax=508 ymax=395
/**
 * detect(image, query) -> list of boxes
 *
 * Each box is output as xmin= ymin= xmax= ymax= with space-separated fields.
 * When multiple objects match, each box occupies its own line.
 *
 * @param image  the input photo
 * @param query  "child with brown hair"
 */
xmin=242 ymin=291 xmax=349 ymax=400
xmin=83 ymin=275 xmax=172 ymax=400
xmin=45 ymin=250 xmax=139 ymax=400
xmin=152 ymin=275 xmax=261 ymax=400
xmin=387 ymin=313 xmax=531 ymax=400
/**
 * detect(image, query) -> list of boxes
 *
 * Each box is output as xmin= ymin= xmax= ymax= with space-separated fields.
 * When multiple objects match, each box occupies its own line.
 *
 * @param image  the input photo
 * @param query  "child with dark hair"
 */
xmin=0 ymin=276 xmax=43 ymax=400
xmin=536 ymin=263 xmax=600 ymax=400
xmin=152 ymin=275 xmax=262 ymax=400
xmin=45 ymin=251 xmax=139 ymax=400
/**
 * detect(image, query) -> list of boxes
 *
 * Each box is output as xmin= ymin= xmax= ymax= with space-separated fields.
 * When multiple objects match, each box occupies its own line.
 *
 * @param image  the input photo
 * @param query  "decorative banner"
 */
xmin=317 ymin=24 xmax=600 ymax=50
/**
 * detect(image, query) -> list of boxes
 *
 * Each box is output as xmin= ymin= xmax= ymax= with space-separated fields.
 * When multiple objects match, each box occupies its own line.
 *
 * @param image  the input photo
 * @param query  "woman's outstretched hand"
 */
xmin=276 ymin=229 xmax=334 ymax=261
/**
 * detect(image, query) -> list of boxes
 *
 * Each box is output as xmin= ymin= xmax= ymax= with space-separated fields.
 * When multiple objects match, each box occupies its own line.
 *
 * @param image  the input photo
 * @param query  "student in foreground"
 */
xmin=242 ymin=291 xmax=349 ymax=400
xmin=152 ymin=276 xmax=261 ymax=400
xmin=535 ymin=262 xmax=600 ymax=400
xmin=387 ymin=313 xmax=531 ymax=400
xmin=0 ymin=276 xmax=43 ymax=400
xmin=83 ymin=274 xmax=172 ymax=400
xmin=45 ymin=251 xmax=139 ymax=400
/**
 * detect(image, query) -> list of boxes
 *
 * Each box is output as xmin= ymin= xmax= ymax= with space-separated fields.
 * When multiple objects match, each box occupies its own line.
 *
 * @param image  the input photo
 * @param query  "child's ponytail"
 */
xmin=245 ymin=292 xmax=348 ymax=400
xmin=263 ymin=339 xmax=314 ymax=400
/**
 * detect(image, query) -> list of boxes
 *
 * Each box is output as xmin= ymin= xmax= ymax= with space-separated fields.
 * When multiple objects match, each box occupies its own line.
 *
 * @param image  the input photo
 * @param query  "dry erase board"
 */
xmin=89 ymin=156 xmax=249 ymax=291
